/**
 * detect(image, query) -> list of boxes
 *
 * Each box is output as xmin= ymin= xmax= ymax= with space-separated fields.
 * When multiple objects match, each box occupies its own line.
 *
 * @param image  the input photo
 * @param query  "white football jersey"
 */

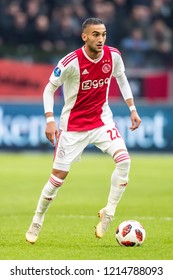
xmin=49 ymin=45 xmax=125 ymax=131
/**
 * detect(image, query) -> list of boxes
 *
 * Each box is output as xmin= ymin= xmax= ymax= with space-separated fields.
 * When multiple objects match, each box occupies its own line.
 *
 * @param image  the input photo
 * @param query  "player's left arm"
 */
xmin=125 ymin=97 xmax=141 ymax=131
xmin=113 ymin=54 xmax=141 ymax=131
xmin=116 ymin=73 xmax=141 ymax=131
xmin=43 ymin=61 xmax=69 ymax=145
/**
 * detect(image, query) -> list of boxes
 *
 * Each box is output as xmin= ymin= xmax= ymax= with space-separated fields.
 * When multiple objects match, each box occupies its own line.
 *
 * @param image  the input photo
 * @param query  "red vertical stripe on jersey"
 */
xmin=67 ymin=46 xmax=113 ymax=131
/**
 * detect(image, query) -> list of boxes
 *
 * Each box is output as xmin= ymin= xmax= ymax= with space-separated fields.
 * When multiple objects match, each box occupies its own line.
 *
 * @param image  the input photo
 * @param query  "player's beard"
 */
xmin=87 ymin=43 xmax=103 ymax=58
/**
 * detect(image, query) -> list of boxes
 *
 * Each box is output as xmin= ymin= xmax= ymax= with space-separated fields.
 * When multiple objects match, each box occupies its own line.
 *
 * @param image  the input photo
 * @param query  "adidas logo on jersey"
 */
xmin=82 ymin=69 xmax=89 ymax=75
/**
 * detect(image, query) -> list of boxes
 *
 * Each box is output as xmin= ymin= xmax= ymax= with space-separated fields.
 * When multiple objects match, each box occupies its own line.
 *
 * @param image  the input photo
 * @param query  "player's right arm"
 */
xmin=43 ymin=81 xmax=58 ymax=146
xmin=43 ymin=57 xmax=70 ymax=145
xmin=43 ymin=52 xmax=74 ymax=144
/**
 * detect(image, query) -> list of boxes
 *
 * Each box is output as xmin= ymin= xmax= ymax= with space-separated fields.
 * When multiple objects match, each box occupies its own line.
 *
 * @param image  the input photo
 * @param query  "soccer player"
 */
xmin=26 ymin=17 xmax=141 ymax=244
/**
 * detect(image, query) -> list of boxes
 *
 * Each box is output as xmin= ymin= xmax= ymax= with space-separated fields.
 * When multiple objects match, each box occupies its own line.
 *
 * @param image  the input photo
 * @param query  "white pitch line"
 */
xmin=134 ymin=216 xmax=173 ymax=221
xmin=56 ymin=214 xmax=173 ymax=221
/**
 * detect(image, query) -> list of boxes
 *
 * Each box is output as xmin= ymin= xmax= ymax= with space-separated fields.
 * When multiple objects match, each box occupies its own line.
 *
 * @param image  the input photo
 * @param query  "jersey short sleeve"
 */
xmin=49 ymin=61 xmax=68 ymax=87
xmin=49 ymin=51 xmax=77 ymax=87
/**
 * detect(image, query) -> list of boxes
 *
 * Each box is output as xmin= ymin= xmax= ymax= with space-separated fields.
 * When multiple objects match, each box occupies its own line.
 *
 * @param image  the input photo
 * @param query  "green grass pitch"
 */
xmin=0 ymin=152 xmax=173 ymax=260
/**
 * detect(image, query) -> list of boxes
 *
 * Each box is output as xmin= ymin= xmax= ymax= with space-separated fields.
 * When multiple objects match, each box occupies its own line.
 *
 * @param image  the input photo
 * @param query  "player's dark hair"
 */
xmin=82 ymin=18 xmax=104 ymax=32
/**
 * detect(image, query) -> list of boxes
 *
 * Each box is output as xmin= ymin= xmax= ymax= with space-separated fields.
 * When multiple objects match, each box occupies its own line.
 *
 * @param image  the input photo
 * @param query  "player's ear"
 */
xmin=81 ymin=32 xmax=87 ymax=42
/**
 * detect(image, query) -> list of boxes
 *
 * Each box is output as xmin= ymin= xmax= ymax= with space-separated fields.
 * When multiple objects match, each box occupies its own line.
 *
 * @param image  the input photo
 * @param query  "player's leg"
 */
xmin=25 ymin=169 xmax=68 ymax=244
xmin=26 ymin=131 xmax=89 ymax=244
xmin=96 ymin=149 xmax=130 ymax=238
xmin=32 ymin=169 xmax=68 ymax=225
xmin=105 ymin=149 xmax=131 ymax=216
xmin=91 ymin=123 xmax=130 ymax=238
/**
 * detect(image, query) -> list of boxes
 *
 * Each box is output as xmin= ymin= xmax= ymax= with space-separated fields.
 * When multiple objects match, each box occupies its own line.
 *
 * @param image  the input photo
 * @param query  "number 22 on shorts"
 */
xmin=107 ymin=128 xmax=121 ymax=140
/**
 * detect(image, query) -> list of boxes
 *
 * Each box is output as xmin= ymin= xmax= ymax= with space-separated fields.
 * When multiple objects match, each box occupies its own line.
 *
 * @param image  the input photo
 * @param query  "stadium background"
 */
xmin=0 ymin=0 xmax=173 ymax=152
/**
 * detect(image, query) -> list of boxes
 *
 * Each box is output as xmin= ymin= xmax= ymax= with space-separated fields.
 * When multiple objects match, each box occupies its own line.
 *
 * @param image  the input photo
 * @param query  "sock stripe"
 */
xmin=115 ymin=153 xmax=130 ymax=163
xmin=49 ymin=176 xmax=63 ymax=188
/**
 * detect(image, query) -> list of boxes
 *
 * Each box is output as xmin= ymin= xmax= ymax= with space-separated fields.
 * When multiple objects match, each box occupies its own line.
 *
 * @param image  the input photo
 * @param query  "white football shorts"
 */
xmin=53 ymin=122 xmax=127 ymax=171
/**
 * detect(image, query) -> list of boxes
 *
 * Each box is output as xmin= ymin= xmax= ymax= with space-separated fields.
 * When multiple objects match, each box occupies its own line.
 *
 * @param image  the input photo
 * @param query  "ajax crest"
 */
xmin=102 ymin=63 xmax=111 ymax=73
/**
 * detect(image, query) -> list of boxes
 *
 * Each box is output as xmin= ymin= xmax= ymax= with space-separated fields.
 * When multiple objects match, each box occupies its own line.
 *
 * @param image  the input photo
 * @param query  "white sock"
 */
xmin=33 ymin=174 xmax=64 ymax=225
xmin=105 ymin=152 xmax=131 ymax=216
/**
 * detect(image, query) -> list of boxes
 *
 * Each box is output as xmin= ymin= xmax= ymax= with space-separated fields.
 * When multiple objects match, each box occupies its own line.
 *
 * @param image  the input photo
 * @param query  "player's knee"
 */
xmin=52 ymin=169 xmax=69 ymax=180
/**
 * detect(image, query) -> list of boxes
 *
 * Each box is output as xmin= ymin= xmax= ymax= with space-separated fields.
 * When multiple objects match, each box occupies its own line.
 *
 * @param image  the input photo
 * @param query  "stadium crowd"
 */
xmin=0 ymin=0 xmax=173 ymax=68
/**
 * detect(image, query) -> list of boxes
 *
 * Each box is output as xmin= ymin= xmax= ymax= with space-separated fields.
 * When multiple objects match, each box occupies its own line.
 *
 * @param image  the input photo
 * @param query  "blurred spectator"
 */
xmin=147 ymin=19 xmax=173 ymax=67
xmin=54 ymin=15 xmax=79 ymax=52
xmin=112 ymin=0 xmax=128 ymax=19
xmin=25 ymin=0 xmax=41 ymax=26
xmin=0 ymin=1 xmax=22 ymax=44
xmin=73 ymin=3 xmax=89 ymax=33
xmin=32 ymin=14 xmax=54 ymax=52
xmin=90 ymin=1 xmax=120 ymax=46
xmin=121 ymin=27 xmax=151 ymax=67
xmin=151 ymin=0 xmax=173 ymax=29
xmin=121 ymin=4 xmax=152 ymax=38
xmin=11 ymin=12 xmax=30 ymax=45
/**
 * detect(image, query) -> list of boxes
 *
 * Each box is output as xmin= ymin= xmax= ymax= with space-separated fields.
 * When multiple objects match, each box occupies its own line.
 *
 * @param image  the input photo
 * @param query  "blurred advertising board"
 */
xmin=0 ymin=59 xmax=171 ymax=102
xmin=0 ymin=103 xmax=172 ymax=152
xmin=0 ymin=59 xmax=60 ymax=101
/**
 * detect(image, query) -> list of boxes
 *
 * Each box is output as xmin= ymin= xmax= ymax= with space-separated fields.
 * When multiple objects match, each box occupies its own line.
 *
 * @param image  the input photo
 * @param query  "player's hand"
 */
xmin=130 ymin=110 xmax=141 ymax=131
xmin=45 ymin=122 xmax=58 ymax=145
